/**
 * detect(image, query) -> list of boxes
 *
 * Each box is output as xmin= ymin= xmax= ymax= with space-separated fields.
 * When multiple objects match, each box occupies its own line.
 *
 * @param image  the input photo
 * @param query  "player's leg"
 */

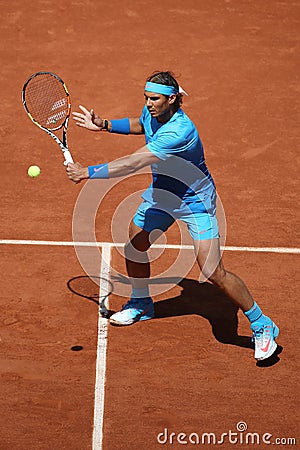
xmin=194 ymin=237 xmax=254 ymax=311
xmin=109 ymin=221 xmax=155 ymax=326
xmin=193 ymin=237 xmax=279 ymax=360
xmin=109 ymin=203 xmax=174 ymax=326
xmin=183 ymin=208 xmax=279 ymax=361
xmin=125 ymin=220 xmax=152 ymax=292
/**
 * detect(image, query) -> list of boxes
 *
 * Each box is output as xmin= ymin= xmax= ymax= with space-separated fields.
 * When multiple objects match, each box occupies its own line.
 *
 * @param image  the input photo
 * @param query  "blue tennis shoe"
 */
xmin=109 ymin=297 xmax=154 ymax=326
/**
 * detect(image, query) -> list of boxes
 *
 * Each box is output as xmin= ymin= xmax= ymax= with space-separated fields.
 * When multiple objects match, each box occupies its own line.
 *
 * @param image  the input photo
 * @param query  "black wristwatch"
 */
xmin=103 ymin=119 xmax=109 ymax=130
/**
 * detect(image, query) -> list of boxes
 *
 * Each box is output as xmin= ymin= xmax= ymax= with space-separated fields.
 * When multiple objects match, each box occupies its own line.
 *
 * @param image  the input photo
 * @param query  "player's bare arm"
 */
xmin=66 ymin=145 xmax=159 ymax=183
xmin=72 ymin=105 xmax=143 ymax=134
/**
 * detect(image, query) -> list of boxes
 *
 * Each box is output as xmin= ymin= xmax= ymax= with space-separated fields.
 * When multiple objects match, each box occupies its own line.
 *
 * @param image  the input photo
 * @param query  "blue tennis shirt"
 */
xmin=139 ymin=106 xmax=216 ymax=213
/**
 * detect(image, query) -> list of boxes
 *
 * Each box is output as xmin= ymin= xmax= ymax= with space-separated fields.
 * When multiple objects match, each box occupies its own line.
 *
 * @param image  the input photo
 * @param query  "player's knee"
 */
xmin=124 ymin=240 xmax=149 ymax=263
xmin=206 ymin=266 xmax=227 ymax=288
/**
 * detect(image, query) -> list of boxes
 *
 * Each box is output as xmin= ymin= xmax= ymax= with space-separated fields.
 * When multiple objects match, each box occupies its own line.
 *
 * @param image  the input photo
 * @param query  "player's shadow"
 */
xmin=153 ymin=278 xmax=283 ymax=366
xmin=69 ymin=274 xmax=282 ymax=366
xmin=154 ymin=278 xmax=253 ymax=349
xmin=67 ymin=275 xmax=115 ymax=318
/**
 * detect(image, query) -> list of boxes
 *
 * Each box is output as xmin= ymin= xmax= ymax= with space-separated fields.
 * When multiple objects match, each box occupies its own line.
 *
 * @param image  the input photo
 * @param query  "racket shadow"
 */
xmin=67 ymin=275 xmax=115 ymax=319
xmin=154 ymin=278 xmax=254 ymax=350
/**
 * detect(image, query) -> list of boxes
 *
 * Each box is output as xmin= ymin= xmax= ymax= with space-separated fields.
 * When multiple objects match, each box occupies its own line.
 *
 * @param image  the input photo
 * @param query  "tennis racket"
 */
xmin=22 ymin=71 xmax=74 ymax=165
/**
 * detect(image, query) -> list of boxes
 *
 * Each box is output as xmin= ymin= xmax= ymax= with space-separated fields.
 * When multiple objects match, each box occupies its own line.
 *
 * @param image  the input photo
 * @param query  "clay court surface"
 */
xmin=1 ymin=1 xmax=299 ymax=449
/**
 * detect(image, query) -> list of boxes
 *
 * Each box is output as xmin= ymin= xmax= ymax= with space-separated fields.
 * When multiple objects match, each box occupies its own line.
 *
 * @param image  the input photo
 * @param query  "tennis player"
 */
xmin=67 ymin=71 xmax=279 ymax=361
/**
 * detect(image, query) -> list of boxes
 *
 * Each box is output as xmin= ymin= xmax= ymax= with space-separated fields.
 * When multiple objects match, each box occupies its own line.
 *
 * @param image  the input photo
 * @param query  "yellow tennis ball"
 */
xmin=27 ymin=165 xmax=41 ymax=178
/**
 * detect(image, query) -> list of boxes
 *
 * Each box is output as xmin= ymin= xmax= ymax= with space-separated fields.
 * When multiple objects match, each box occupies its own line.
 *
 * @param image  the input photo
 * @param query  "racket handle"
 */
xmin=63 ymin=150 xmax=74 ymax=165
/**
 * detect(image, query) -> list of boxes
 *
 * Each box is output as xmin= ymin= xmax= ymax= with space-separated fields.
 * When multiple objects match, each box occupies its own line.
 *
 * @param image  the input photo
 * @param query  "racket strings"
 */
xmin=24 ymin=73 xmax=69 ymax=130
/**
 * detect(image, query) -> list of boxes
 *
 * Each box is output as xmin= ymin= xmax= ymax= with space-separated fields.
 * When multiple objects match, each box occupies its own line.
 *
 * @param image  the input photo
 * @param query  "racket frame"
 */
xmin=22 ymin=71 xmax=74 ymax=165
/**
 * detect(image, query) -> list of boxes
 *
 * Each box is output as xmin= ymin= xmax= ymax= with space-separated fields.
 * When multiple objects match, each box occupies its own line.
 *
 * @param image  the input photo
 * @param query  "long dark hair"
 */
xmin=146 ymin=71 xmax=183 ymax=110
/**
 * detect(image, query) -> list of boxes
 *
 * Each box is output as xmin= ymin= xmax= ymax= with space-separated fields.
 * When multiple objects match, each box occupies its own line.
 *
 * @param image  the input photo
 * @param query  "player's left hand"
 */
xmin=72 ymin=105 xmax=103 ymax=131
xmin=66 ymin=162 xmax=89 ymax=183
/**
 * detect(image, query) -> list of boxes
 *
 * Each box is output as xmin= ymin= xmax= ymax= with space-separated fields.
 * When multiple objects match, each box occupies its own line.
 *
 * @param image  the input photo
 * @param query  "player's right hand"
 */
xmin=66 ymin=162 xmax=89 ymax=183
xmin=72 ymin=105 xmax=103 ymax=131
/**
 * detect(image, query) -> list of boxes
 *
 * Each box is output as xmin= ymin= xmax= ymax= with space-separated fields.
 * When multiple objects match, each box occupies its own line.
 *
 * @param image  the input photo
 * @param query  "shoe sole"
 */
xmin=256 ymin=323 xmax=279 ymax=360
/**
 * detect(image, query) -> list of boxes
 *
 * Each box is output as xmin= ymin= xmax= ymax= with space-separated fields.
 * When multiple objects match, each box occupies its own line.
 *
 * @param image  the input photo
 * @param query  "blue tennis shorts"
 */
xmin=133 ymin=200 xmax=219 ymax=241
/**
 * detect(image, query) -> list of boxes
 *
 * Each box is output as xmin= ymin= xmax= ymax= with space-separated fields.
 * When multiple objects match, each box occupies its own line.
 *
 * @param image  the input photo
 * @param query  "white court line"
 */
xmin=92 ymin=243 xmax=111 ymax=450
xmin=0 ymin=239 xmax=299 ymax=254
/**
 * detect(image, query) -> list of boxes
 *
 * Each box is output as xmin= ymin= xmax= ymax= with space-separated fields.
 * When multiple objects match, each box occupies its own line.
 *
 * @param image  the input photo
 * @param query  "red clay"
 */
xmin=1 ymin=0 xmax=299 ymax=449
